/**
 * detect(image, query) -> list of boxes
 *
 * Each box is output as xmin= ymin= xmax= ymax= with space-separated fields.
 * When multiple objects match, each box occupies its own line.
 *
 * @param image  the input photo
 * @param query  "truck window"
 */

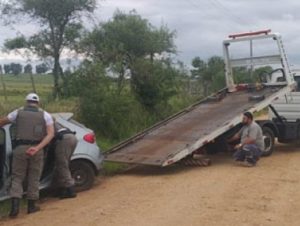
xmin=294 ymin=76 xmax=300 ymax=91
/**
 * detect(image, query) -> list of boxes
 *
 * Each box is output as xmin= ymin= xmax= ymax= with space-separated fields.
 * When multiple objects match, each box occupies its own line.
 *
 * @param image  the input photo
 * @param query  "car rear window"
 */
xmin=68 ymin=119 xmax=86 ymax=129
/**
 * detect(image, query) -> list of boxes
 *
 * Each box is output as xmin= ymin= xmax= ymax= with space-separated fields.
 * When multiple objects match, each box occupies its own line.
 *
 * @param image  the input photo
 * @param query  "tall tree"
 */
xmin=3 ymin=64 xmax=10 ymax=74
xmin=36 ymin=63 xmax=49 ymax=74
xmin=81 ymin=10 xmax=176 ymax=94
xmin=10 ymin=63 xmax=22 ymax=76
xmin=206 ymin=56 xmax=225 ymax=92
xmin=191 ymin=57 xmax=210 ymax=96
xmin=191 ymin=56 xmax=225 ymax=96
xmin=1 ymin=0 xmax=97 ymax=97
xmin=0 ymin=65 xmax=7 ymax=101
xmin=24 ymin=64 xmax=33 ymax=74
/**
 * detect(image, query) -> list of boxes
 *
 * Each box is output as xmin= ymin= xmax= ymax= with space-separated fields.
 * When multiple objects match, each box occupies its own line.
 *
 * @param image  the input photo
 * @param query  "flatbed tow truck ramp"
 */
xmin=105 ymin=30 xmax=296 ymax=167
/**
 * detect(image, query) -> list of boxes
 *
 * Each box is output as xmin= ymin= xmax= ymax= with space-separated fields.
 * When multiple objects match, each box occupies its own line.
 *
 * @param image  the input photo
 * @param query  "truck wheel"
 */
xmin=70 ymin=160 xmax=95 ymax=192
xmin=261 ymin=127 xmax=275 ymax=157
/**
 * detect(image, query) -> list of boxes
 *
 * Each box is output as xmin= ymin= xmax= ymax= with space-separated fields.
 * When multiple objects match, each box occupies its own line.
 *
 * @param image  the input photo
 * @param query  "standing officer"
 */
xmin=0 ymin=93 xmax=54 ymax=217
xmin=52 ymin=121 xmax=78 ymax=199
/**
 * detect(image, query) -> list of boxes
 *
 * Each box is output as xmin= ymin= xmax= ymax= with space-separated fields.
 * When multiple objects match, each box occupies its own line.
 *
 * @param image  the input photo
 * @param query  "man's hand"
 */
xmin=234 ymin=143 xmax=242 ymax=150
xmin=0 ymin=117 xmax=11 ymax=128
xmin=227 ymin=133 xmax=240 ymax=143
xmin=26 ymin=147 xmax=40 ymax=156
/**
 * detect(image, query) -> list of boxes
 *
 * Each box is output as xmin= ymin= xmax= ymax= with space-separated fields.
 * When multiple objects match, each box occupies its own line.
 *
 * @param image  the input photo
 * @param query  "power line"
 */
xmin=210 ymin=0 xmax=253 ymax=28
xmin=185 ymin=0 xmax=236 ymax=30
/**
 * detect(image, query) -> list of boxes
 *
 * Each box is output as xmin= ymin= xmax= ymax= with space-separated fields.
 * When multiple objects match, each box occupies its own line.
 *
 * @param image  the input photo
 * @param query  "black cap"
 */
xmin=243 ymin=111 xmax=253 ymax=120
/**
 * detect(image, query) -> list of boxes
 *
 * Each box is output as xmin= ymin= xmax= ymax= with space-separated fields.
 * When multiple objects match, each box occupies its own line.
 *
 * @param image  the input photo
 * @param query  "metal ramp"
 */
xmin=105 ymin=86 xmax=291 ymax=166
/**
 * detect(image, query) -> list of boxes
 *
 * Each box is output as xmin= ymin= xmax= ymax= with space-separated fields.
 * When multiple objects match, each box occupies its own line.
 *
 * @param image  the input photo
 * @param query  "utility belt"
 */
xmin=15 ymin=139 xmax=41 ymax=146
xmin=56 ymin=129 xmax=76 ymax=141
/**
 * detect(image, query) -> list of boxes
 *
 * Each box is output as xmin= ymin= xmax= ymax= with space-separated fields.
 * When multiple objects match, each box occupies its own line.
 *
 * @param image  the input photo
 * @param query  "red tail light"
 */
xmin=83 ymin=133 xmax=95 ymax=144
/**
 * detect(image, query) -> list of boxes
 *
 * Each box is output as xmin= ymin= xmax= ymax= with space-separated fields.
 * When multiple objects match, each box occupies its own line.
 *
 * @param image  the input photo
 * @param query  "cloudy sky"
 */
xmin=1 ymin=0 xmax=300 ymax=67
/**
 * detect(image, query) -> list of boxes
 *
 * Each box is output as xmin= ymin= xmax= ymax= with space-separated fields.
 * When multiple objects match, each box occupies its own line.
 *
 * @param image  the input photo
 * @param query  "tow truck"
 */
xmin=105 ymin=29 xmax=296 ymax=167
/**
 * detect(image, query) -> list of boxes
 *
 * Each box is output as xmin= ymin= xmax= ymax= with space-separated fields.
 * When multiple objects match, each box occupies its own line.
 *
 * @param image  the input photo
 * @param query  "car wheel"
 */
xmin=261 ymin=127 xmax=275 ymax=157
xmin=70 ymin=160 xmax=95 ymax=192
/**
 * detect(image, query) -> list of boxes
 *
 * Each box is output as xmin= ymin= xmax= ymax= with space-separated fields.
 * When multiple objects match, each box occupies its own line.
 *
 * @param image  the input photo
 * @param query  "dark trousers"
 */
xmin=233 ymin=144 xmax=262 ymax=164
xmin=53 ymin=134 xmax=78 ymax=188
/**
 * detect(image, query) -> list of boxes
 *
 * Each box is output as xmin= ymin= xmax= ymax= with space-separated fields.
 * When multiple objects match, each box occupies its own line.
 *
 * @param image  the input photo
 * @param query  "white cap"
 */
xmin=25 ymin=93 xmax=40 ymax=102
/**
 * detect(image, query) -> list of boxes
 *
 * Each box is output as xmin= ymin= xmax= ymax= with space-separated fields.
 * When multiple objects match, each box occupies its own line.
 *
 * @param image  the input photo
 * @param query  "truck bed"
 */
xmin=105 ymin=86 xmax=290 ymax=166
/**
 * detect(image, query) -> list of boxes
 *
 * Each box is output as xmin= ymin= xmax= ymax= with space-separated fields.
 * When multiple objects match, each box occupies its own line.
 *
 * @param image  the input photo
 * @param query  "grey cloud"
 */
xmin=1 ymin=0 xmax=300 ymax=67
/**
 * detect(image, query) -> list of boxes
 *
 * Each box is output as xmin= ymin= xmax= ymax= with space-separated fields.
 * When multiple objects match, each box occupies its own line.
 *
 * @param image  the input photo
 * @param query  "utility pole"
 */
xmin=250 ymin=39 xmax=254 ymax=81
xmin=0 ymin=65 xmax=8 ymax=101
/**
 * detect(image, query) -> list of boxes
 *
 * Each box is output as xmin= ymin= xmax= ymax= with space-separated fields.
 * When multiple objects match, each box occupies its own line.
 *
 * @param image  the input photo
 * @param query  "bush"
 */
xmin=67 ymin=61 xmax=194 ymax=142
xmin=131 ymin=59 xmax=178 ymax=116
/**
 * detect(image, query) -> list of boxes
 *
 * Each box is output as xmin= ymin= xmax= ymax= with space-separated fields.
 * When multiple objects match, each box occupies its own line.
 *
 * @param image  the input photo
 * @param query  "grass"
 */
xmin=0 ymin=74 xmax=54 ymax=115
xmin=0 ymin=199 xmax=28 ymax=219
xmin=0 ymin=200 xmax=10 ymax=218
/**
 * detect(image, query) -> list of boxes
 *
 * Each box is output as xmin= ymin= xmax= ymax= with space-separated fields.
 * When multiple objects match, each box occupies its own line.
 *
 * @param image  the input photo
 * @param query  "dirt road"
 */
xmin=2 ymin=143 xmax=300 ymax=226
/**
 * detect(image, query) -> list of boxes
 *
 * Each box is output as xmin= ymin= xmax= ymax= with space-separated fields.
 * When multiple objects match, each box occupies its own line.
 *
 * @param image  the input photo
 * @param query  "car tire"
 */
xmin=70 ymin=160 xmax=95 ymax=192
xmin=261 ymin=127 xmax=275 ymax=157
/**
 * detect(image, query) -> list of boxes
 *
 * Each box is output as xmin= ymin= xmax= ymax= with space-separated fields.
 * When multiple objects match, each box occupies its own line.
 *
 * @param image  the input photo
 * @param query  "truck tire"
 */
xmin=261 ymin=127 xmax=275 ymax=157
xmin=70 ymin=160 xmax=95 ymax=192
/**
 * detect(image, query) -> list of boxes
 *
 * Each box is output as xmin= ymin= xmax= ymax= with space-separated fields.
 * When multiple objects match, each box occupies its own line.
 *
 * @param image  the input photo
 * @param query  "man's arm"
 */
xmin=227 ymin=132 xmax=241 ymax=143
xmin=240 ymin=137 xmax=255 ymax=145
xmin=0 ymin=117 xmax=11 ymax=127
xmin=26 ymin=124 xmax=54 ymax=156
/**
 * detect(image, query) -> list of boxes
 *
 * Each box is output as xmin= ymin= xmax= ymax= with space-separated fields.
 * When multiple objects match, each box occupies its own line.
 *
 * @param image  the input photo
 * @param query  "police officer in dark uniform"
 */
xmin=52 ymin=121 xmax=78 ymax=199
xmin=0 ymin=93 xmax=54 ymax=217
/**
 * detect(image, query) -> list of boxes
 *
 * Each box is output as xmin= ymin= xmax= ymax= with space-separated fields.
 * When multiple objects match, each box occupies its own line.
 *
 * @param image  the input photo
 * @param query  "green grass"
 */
xmin=0 ymin=200 xmax=10 ymax=218
xmin=0 ymin=199 xmax=28 ymax=219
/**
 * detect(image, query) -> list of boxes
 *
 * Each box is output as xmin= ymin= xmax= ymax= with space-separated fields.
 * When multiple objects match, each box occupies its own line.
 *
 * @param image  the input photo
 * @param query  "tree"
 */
xmin=191 ymin=56 xmax=225 ymax=96
xmin=0 ymin=65 xmax=7 ymax=101
xmin=24 ymin=64 xmax=33 ymax=74
xmin=81 ymin=10 xmax=176 ymax=94
xmin=36 ymin=63 xmax=49 ymax=74
xmin=3 ymin=64 xmax=10 ymax=74
xmin=206 ymin=56 xmax=225 ymax=92
xmin=131 ymin=59 xmax=178 ymax=114
xmin=191 ymin=57 xmax=207 ymax=79
xmin=253 ymin=66 xmax=273 ymax=82
xmin=1 ymin=0 xmax=97 ymax=97
xmin=191 ymin=57 xmax=210 ymax=96
xmin=10 ymin=63 xmax=22 ymax=75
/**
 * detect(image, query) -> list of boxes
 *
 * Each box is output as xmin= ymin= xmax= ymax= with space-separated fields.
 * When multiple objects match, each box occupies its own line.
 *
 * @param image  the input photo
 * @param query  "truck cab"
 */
xmin=249 ymin=70 xmax=300 ymax=157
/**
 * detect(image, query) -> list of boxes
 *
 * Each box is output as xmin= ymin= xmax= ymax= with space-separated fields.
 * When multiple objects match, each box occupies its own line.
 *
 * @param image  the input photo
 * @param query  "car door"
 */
xmin=0 ymin=125 xmax=12 ymax=201
xmin=0 ymin=128 xmax=6 ymax=190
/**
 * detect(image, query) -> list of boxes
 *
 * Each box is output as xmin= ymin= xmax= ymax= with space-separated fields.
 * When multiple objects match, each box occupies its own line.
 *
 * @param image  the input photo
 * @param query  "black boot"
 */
xmin=27 ymin=200 xmax=40 ymax=214
xmin=9 ymin=198 xmax=20 ymax=218
xmin=53 ymin=187 xmax=63 ymax=197
xmin=60 ymin=186 xmax=77 ymax=199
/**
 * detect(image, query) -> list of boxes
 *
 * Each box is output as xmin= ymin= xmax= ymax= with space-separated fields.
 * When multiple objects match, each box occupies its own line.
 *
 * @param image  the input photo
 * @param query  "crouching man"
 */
xmin=52 ymin=121 xmax=78 ymax=199
xmin=228 ymin=112 xmax=264 ymax=167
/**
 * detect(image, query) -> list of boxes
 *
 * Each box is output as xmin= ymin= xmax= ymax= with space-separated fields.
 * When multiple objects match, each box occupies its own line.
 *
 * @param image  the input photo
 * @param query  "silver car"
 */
xmin=0 ymin=113 xmax=104 ymax=201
